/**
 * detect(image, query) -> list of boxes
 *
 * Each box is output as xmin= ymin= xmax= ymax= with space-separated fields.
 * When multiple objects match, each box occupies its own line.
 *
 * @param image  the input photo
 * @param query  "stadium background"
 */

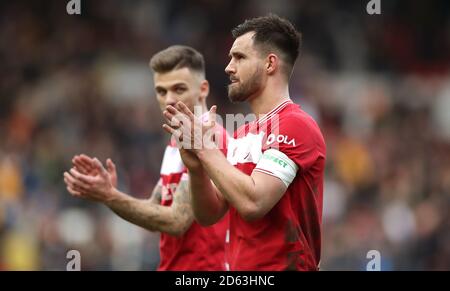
xmin=0 ymin=0 xmax=449 ymax=270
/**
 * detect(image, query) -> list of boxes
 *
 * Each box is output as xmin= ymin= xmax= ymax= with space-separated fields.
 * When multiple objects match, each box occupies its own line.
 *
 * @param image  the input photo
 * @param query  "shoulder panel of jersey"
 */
xmin=259 ymin=101 xmax=326 ymax=172
xmin=160 ymin=141 xmax=186 ymax=175
xmin=227 ymin=99 xmax=294 ymax=167
xmin=160 ymin=140 xmax=187 ymax=204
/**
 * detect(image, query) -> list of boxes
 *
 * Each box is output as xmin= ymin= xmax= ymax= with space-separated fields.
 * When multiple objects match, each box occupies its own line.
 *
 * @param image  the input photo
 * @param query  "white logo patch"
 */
xmin=266 ymin=134 xmax=296 ymax=147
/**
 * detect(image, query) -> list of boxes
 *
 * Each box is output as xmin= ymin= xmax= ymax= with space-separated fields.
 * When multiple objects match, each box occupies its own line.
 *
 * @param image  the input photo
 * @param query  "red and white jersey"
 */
xmin=226 ymin=99 xmax=326 ymax=271
xmin=158 ymin=136 xmax=229 ymax=271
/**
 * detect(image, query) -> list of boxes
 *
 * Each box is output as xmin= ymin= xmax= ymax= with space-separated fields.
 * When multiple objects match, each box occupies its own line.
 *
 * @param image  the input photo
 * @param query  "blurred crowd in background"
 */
xmin=0 ymin=0 xmax=449 ymax=270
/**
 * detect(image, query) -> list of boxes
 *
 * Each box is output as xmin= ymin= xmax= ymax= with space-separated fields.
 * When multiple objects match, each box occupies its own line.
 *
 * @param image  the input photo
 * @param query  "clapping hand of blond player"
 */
xmin=64 ymin=155 xmax=118 ymax=202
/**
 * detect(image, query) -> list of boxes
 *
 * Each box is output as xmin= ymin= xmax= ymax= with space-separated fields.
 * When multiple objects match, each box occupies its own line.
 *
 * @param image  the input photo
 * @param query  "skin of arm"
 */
xmin=105 ymin=179 xmax=194 ymax=236
xmin=195 ymin=148 xmax=287 ymax=222
xmin=65 ymin=157 xmax=194 ymax=237
xmin=186 ymin=160 xmax=229 ymax=226
xmin=148 ymin=181 xmax=162 ymax=205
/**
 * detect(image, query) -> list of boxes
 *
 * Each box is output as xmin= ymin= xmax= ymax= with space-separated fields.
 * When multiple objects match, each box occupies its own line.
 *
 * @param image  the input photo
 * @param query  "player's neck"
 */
xmin=248 ymin=83 xmax=290 ymax=117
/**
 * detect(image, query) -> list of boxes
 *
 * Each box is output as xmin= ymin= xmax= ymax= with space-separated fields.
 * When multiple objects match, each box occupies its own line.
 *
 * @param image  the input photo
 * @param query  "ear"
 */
xmin=266 ymin=54 xmax=279 ymax=75
xmin=199 ymin=79 xmax=210 ymax=101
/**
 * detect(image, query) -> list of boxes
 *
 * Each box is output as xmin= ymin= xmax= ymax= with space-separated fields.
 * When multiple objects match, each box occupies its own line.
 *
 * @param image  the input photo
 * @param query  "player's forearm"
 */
xmin=148 ymin=181 xmax=162 ymax=205
xmin=196 ymin=149 xmax=260 ymax=219
xmin=104 ymin=188 xmax=186 ymax=236
xmin=188 ymin=167 xmax=228 ymax=226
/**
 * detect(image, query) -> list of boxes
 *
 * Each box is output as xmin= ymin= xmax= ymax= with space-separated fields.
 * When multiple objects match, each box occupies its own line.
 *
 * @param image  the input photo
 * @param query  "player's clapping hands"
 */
xmin=162 ymin=101 xmax=219 ymax=151
xmin=64 ymin=154 xmax=118 ymax=202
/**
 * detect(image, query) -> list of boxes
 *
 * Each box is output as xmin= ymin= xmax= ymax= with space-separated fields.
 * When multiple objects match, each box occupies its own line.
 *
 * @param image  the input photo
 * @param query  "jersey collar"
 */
xmin=257 ymin=99 xmax=293 ymax=126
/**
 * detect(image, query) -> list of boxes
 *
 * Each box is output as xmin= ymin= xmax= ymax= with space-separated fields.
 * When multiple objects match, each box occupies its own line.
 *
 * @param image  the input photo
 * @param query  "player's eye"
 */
xmin=234 ymin=53 xmax=245 ymax=60
xmin=174 ymin=87 xmax=186 ymax=94
xmin=156 ymin=89 xmax=167 ymax=96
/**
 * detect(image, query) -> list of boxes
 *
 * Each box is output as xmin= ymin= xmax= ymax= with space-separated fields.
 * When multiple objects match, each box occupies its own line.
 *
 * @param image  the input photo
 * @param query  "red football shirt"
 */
xmin=158 ymin=136 xmax=229 ymax=271
xmin=226 ymin=99 xmax=326 ymax=271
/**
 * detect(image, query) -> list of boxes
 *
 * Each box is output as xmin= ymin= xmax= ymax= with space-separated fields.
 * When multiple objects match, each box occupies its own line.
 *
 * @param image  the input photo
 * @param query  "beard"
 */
xmin=227 ymin=66 xmax=264 ymax=103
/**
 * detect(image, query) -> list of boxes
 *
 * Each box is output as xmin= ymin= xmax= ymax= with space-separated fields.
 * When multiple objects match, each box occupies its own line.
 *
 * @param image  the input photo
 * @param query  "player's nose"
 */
xmin=225 ymin=61 xmax=235 ymax=75
xmin=165 ymin=93 xmax=177 ymax=107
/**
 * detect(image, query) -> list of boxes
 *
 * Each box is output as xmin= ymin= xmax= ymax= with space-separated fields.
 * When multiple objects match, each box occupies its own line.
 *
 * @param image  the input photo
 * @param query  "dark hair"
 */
xmin=232 ymin=14 xmax=301 ymax=77
xmin=149 ymin=45 xmax=205 ymax=75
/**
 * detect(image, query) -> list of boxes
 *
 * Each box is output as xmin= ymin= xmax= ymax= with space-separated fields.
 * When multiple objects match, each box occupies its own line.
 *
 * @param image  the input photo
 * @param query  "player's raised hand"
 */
xmin=179 ymin=148 xmax=202 ymax=171
xmin=64 ymin=158 xmax=117 ymax=203
xmin=105 ymin=158 xmax=118 ymax=188
xmin=162 ymin=101 xmax=219 ymax=151
xmin=72 ymin=154 xmax=97 ymax=176
xmin=206 ymin=105 xmax=217 ymax=129
xmin=203 ymin=105 xmax=221 ymax=149
xmin=72 ymin=155 xmax=118 ymax=188
xmin=162 ymin=104 xmax=193 ymax=149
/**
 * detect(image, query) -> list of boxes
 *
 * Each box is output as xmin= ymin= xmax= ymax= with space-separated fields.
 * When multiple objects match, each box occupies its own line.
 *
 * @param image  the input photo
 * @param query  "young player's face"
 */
xmin=153 ymin=67 xmax=206 ymax=113
xmin=225 ymin=32 xmax=266 ymax=103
